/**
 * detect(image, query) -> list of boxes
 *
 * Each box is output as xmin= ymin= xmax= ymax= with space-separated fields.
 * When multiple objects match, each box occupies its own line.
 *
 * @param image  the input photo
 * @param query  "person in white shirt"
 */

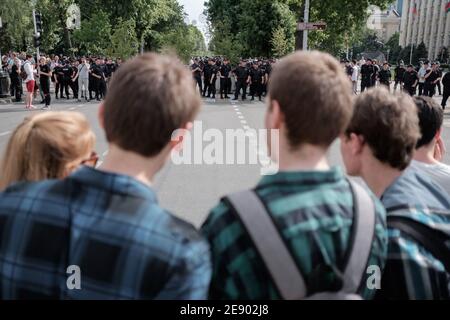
xmin=410 ymin=96 xmax=450 ymax=196
xmin=351 ymin=60 xmax=359 ymax=95
xmin=23 ymin=54 xmax=35 ymax=110
xmin=73 ymin=57 xmax=90 ymax=102
xmin=417 ymin=61 xmax=428 ymax=96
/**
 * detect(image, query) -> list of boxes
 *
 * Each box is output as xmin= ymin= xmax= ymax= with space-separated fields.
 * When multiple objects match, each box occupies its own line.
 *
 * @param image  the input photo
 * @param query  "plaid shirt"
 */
xmin=0 ymin=166 xmax=211 ymax=300
xmin=201 ymin=167 xmax=388 ymax=300
xmin=377 ymin=168 xmax=450 ymax=300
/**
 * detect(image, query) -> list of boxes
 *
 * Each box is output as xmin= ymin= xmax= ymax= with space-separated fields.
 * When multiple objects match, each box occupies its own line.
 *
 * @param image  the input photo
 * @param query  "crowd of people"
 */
xmin=190 ymin=57 xmax=275 ymax=101
xmin=342 ymin=58 xmax=448 ymax=109
xmin=1 ymin=52 xmax=123 ymax=109
xmin=0 ymin=51 xmax=449 ymax=300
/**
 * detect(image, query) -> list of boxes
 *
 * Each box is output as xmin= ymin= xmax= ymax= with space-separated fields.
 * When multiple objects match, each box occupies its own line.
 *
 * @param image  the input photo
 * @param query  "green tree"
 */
xmin=271 ymin=26 xmax=291 ymax=58
xmin=412 ymin=42 xmax=428 ymax=65
xmin=109 ymin=18 xmax=139 ymax=59
xmin=385 ymin=32 xmax=401 ymax=64
xmin=206 ymin=0 xmax=393 ymax=57
xmin=73 ymin=11 xmax=111 ymax=56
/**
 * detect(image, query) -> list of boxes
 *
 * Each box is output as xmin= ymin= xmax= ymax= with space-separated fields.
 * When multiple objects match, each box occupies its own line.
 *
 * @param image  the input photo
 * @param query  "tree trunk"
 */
xmin=295 ymin=1 xmax=306 ymax=51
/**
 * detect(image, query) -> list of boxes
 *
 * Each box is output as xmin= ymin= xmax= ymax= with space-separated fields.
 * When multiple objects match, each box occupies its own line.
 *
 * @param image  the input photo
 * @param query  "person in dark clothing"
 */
xmin=38 ymin=57 xmax=52 ymax=109
xmin=378 ymin=63 xmax=392 ymax=88
xmin=98 ymin=59 xmax=107 ymax=99
xmin=360 ymin=59 xmax=375 ymax=93
xmin=70 ymin=61 xmax=79 ymax=99
xmin=9 ymin=59 xmax=22 ymax=102
xmin=61 ymin=61 xmax=72 ymax=99
xmin=202 ymin=59 xmax=214 ymax=97
xmin=436 ymin=63 xmax=443 ymax=96
xmin=424 ymin=63 xmax=441 ymax=98
xmin=191 ymin=58 xmax=203 ymax=95
xmin=90 ymin=59 xmax=103 ymax=101
xmin=248 ymin=62 xmax=263 ymax=101
xmin=394 ymin=61 xmax=406 ymax=93
xmin=208 ymin=61 xmax=219 ymax=99
xmin=219 ymin=58 xmax=231 ymax=99
xmin=232 ymin=60 xmax=249 ymax=101
xmin=54 ymin=64 xmax=64 ymax=99
xmin=441 ymin=72 xmax=450 ymax=110
xmin=402 ymin=64 xmax=419 ymax=96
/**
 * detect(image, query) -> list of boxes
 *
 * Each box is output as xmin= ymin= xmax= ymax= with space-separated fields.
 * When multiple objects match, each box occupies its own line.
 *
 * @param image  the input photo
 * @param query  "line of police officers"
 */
xmin=50 ymin=56 xmax=121 ymax=102
xmin=357 ymin=58 xmax=443 ymax=99
xmin=190 ymin=57 xmax=274 ymax=101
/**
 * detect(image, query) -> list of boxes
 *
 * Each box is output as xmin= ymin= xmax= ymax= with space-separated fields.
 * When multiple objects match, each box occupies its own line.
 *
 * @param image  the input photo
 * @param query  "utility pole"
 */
xmin=303 ymin=0 xmax=310 ymax=51
xmin=32 ymin=9 xmax=40 ymax=60
xmin=0 ymin=17 xmax=2 ymax=61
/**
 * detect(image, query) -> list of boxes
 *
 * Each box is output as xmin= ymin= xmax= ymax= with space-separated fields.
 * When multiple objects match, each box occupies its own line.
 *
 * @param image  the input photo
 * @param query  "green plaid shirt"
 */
xmin=201 ymin=167 xmax=388 ymax=300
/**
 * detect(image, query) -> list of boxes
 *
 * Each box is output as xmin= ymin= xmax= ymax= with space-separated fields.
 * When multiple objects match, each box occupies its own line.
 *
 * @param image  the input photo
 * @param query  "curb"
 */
xmin=0 ymin=98 xmax=13 ymax=104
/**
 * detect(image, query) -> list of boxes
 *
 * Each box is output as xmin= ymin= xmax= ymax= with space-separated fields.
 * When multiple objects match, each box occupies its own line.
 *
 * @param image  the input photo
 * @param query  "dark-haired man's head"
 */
xmin=341 ymin=87 xmax=420 ymax=179
xmin=414 ymin=96 xmax=444 ymax=150
xmin=266 ymin=51 xmax=353 ymax=164
xmin=100 ymin=53 xmax=201 ymax=167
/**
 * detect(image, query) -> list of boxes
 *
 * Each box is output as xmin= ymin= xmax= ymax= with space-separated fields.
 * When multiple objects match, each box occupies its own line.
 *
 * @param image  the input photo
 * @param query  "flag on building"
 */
xmin=412 ymin=1 xmax=418 ymax=16
xmin=446 ymin=1 xmax=450 ymax=13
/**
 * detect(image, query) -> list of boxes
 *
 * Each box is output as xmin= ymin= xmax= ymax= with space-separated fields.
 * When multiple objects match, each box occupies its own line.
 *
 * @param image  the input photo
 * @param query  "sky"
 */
xmin=178 ymin=0 xmax=208 ymax=37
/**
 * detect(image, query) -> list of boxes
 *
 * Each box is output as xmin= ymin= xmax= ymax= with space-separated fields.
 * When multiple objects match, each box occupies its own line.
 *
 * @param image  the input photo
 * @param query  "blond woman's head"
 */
xmin=0 ymin=111 xmax=96 ymax=190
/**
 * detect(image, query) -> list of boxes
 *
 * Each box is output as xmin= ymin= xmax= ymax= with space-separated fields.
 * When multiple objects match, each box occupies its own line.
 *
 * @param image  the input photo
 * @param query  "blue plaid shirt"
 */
xmin=377 ymin=167 xmax=450 ymax=300
xmin=0 ymin=166 xmax=211 ymax=300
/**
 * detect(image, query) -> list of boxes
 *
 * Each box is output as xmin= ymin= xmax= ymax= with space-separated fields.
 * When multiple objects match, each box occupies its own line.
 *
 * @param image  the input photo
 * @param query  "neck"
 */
xmin=277 ymin=142 xmax=330 ymax=172
xmin=414 ymin=144 xmax=438 ymax=165
xmin=361 ymin=159 xmax=403 ymax=198
xmin=98 ymin=145 xmax=166 ymax=187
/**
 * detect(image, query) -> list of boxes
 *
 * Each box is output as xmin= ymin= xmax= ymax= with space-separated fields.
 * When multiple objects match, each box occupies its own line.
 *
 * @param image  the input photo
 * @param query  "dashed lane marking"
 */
xmin=0 ymin=131 xmax=11 ymax=137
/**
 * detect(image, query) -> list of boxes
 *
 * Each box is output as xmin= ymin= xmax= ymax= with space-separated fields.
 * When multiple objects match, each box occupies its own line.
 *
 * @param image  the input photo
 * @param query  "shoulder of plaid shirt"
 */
xmin=0 ymin=166 xmax=211 ymax=300
xmin=376 ymin=167 xmax=450 ymax=300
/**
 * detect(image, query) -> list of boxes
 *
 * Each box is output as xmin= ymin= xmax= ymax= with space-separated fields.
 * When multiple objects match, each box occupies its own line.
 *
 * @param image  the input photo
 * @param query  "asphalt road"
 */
xmin=0 ymin=94 xmax=449 ymax=227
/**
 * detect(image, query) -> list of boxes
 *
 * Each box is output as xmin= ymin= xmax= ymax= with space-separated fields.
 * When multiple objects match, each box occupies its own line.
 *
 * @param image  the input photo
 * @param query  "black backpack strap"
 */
xmin=387 ymin=216 xmax=450 ymax=273
xmin=342 ymin=180 xmax=376 ymax=293
xmin=226 ymin=190 xmax=307 ymax=300
xmin=226 ymin=181 xmax=376 ymax=299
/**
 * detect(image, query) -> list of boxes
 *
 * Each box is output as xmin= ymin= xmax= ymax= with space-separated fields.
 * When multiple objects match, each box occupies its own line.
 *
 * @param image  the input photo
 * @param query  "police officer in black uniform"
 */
xmin=394 ymin=61 xmax=406 ymax=92
xmin=232 ymin=60 xmax=249 ymax=101
xmin=54 ymin=63 xmax=64 ymax=99
xmin=402 ymin=64 xmax=419 ymax=96
xmin=378 ymin=62 xmax=392 ymax=88
xmin=202 ymin=58 xmax=213 ymax=97
xmin=61 ymin=60 xmax=72 ymax=99
xmin=219 ymin=58 xmax=231 ymax=99
xmin=191 ymin=58 xmax=203 ymax=95
xmin=249 ymin=62 xmax=263 ymax=101
xmin=209 ymin=59 xmax=219 ymax=99
xmin=90 ymin=58 xmax=103 ymax=101
xmin=360 ymin=59 xmax=375 ymax=93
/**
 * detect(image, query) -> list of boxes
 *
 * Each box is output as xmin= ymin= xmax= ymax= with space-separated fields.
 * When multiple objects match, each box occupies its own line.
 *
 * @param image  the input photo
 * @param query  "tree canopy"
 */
xmin=0 ymin=0 xmax=206 ymax=62
xmin=206 ymin=0 xmax=392 ymax=57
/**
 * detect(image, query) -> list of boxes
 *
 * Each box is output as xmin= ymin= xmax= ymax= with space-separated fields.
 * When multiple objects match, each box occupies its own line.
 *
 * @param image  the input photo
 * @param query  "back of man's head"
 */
xmin=103 ymin=53 xmax=201 ymax=157
xmin=268 ymin=51 xmax=353 ymax=149
xmin=414 ymin=96 xmax=443 ymax=149
xmin=347 ymin=87 xmax=420 ymax=170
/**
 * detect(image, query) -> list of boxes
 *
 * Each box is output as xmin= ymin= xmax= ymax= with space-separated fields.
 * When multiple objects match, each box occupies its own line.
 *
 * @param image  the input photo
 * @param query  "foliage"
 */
xmin=1 ymin=0 xmax=206 ymax=60
xmin=160 ymin=25 xmax=207 ymax=63
xmin=206 ymin=0 xmax=393 ymax=57
xmin=271 ymin=26 xmax=291 ymax=58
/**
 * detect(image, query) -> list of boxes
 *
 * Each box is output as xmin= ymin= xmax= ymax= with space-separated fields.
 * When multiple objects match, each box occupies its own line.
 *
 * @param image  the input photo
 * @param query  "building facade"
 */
xmin=399 ymin=0 xmax=450 ymax=60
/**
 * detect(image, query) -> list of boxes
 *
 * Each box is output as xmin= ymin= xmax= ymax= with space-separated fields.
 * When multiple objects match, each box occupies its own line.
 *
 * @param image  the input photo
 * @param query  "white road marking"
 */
xmin=0 ymin=131 xmax=11 ymax=137
xmin=102 ymin=150 xmax=109 ymax=157
xmin=69 ymin=107 xmax=76 ymax=110
xmin=77 ymin=104 xmax=84 ymax=107
xmin=241 ymin=120 xmax=247 ymax=125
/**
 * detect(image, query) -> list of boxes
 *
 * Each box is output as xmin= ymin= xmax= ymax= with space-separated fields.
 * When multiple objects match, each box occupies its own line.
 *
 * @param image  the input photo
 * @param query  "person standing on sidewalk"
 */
xmin=74 ymin=57 xmax=90 ymax=102
xmin=417 ymin=61 xmax=427 ymax=96
xmin=23 ymin=54 xmax=35 ymax=110
xmin=441 ymin=71 xmax=450 ymax=110
xmin=38 ymin=57 xmax=52 ymax=110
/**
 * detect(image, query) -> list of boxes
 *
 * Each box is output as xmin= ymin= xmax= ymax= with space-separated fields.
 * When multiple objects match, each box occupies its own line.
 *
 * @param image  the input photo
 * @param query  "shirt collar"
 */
xmin=69 ymin=166 xmax=158 ymax=203
xmin=257 ymin=166 xmax=345 ymax=188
